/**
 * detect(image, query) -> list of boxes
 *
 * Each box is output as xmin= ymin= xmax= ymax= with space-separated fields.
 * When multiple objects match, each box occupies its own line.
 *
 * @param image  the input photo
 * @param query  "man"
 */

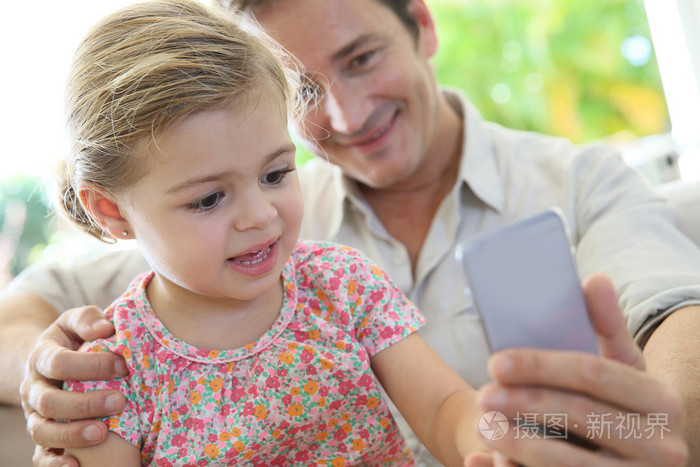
xmin=1 ymin=0 xmax=699 ymax=465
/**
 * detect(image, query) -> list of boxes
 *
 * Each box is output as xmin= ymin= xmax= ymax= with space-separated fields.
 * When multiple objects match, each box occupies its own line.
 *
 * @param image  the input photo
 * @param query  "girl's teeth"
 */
xmin=235 ymin=246 xmax=270 ymax=265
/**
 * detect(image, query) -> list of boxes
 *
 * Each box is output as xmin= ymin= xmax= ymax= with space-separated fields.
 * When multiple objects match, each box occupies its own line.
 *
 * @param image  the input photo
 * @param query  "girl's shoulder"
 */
xmin=291 ymin=240 xmax=375 ymax=272
xmin=290 ymin=240 xmax=393 ymax=289
xmin=82 ymin=271 xmax=155 ymax=354
xmin=106 ymin=271 xmax=154 ymax=320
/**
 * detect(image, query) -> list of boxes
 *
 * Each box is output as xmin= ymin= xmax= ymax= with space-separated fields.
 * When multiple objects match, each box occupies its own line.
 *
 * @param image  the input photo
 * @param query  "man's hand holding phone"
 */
xmin=461 ymin=211 xmax=688 ymax=466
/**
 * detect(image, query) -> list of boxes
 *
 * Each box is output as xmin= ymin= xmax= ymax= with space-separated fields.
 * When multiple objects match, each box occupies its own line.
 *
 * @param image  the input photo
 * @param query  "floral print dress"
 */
xmin=65 ymin=241 xmax=425 ymax=466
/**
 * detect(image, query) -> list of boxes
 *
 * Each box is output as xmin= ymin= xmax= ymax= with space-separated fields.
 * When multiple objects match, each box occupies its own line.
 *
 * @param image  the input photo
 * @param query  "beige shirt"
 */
xmin=9 ymin=88 xmax=700 ymax=463
xmin=298 ymin=89 xmax=700 ymax=387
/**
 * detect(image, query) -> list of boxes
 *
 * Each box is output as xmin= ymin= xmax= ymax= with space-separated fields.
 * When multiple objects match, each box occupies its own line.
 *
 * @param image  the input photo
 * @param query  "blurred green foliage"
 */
xmin=430 ymin=0 xmax=668 ymax=143
xmin=0 ymin=175 xmax=52 ymax=277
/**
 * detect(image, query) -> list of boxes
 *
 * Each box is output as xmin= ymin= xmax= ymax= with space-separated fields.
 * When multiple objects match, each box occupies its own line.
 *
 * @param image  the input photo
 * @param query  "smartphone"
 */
xmin=461 ymin=209 xmax=599 ymax=355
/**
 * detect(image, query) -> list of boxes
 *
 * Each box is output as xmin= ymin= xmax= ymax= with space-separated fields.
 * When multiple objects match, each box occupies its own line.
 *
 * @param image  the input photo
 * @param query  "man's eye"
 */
xmin=349 ymin=50 xmax=376 ymax=69
xmin=188 ymin=192 xmax=223 ymax=212
xmin=263 ymin=168 xmax=295 ymax=185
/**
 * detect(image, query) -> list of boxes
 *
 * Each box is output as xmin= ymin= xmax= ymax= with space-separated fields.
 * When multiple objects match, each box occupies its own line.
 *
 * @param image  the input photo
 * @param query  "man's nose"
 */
xmin=321 ymin=81 xmax=372 ymax=135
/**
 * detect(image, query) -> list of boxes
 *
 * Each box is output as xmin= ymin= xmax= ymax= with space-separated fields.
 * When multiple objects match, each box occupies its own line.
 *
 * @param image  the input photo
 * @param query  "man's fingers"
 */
xmin=463 ymin=452 xmax=518 ymax=467
xmin=27 ymin=378 xmax=125 ymax=421
xmin=492 ymin=452 xmax=520 ymax=467
xmin=478 ymin=414 xmax=688 ymax=467
xmin=477 ymin=430 xmax=625 ymax=467
xmin=477 ymin=382 xmax=685 ymax=462
xmin=487 ymin=350 xmax=680 ymax=418
xmin=463 ymin=452 xmax=494 ymax=467
xmin=582 ymin=273 xmax=645 ymax=369
xmin=31 ymin=306 xmax=112 ymax=352
xmin=27 ymin=411 xmax=109 ymax=449
xmin=59 ymin=305 xmax=116 ymax=342
xmin=32 ymin=445 xmax=80 ymax=467
xmin=32 ymin=343 xmax=127 ymax=382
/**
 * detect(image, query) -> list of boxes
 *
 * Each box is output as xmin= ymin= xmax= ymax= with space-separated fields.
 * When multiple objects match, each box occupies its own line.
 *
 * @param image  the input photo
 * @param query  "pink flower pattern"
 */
xmin=65 ymin=241 xmax=424 ymax=466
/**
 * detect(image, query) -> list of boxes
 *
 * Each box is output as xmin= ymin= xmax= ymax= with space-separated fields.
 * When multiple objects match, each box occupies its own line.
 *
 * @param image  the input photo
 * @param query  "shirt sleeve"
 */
xmin=5 ymin=248 xmax=149 ymax=312
xmin=63 ymin=339 xmax=143 ymax=449
xmin=331 ymin=245 xmax=426 ymax=356
xmin=571 ymin=145 xmax=700 ymax=346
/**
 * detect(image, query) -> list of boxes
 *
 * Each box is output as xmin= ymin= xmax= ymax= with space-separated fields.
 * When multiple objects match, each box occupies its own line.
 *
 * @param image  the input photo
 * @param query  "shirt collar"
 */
xmin=445 ymin=87 xmax=505 ymax=212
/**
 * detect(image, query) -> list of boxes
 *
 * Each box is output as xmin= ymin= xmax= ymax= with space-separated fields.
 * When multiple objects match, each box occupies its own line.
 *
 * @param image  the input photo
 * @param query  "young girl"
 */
xmin=60 ymin=1 xmax=482 ymax=465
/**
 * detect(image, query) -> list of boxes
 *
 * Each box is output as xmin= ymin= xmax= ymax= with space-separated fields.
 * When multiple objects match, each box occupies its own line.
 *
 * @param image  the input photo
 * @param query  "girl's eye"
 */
xmin=263 ymin=168 xmax=295 ymax=185
xmin=188 ymin=192 xmax=224 ymax=212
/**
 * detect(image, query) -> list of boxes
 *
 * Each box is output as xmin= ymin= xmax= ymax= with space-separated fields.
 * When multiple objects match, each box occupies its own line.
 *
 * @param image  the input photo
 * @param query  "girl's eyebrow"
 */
xmin=165 ymin=173 xmax=231 ymax=195
xmin=165 ymin=144 xmax=296 ymax=194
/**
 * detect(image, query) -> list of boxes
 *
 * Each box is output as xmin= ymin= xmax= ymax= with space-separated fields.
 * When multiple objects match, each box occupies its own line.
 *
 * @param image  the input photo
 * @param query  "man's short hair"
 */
xmin=219 ymin=0 xmax=420 ymax=40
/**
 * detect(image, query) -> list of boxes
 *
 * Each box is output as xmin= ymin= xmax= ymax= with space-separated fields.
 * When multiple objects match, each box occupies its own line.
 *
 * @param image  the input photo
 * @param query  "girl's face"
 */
xmin=118 ymin=94 xmax=303 ymax=309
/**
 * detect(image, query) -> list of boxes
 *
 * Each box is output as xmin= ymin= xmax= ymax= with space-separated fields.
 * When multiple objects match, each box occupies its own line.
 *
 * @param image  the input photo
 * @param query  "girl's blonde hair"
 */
xmin=60 ymin=0 xmax=302 ymax=242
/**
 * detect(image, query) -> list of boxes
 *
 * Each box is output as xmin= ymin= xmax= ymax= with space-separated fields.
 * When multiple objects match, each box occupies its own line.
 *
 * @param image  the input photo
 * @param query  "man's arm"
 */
xmin=0 ymin=291 xmax=59 ymax=404
xmin=644 ymin=305 xmax=700 ymax=464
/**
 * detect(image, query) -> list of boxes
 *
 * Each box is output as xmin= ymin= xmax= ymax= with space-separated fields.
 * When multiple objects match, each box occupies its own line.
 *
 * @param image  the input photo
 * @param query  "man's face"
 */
xmin=253 ymin=0 xmax=440 ymax=190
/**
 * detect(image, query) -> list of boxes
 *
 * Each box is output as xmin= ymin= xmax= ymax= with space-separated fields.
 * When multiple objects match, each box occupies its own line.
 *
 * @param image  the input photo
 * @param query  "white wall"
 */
xmin=644 ymin=0 xmax=700 ymax=181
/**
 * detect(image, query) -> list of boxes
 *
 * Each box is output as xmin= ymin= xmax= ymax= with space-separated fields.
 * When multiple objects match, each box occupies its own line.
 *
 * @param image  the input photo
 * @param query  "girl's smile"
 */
xmin=227 ymin=238 xmax=280 ymax=276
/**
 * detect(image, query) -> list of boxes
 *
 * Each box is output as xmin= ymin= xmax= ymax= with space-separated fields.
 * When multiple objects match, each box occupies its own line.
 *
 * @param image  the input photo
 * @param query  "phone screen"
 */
xmin=461 ymin=209 xmax=599 ymax=355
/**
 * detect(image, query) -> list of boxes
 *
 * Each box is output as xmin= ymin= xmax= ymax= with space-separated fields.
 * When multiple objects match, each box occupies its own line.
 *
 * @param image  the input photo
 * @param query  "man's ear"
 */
xmin=77 ymin=184 xmax=133 ymax=239
xmin=408 ymin=0 xmax=438 ymax=58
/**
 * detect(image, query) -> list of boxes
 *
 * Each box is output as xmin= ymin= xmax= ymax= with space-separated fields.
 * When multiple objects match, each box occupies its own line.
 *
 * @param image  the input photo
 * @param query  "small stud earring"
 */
xmin=121 ymin=231 xmax=128 ymax=237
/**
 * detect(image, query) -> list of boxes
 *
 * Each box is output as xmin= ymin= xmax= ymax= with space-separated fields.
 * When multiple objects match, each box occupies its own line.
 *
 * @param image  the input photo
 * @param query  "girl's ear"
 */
xmin=77 ymin=184 xmax=133 ymax=239
xmin=409 ymin=0 xmax=438 ymax=58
